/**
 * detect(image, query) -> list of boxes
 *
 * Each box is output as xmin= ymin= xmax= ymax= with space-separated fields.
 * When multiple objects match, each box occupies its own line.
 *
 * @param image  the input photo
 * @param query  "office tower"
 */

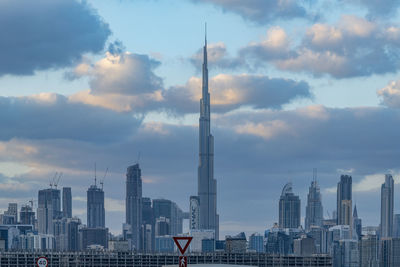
xmin=359 ymin=234 xmax=379 ymax=267
xmin=80 ymin=227 xmax=108 ymax=249
xmin=53 ymin=217 xmax=81 ymax=251
xmin=380 ymin=238 xmax=400 ymax=267
xmin=62 ymin=187 xmax=72 ymax=218
xmin=337 ymin=175 xmax=352 ymax=226
xmin=155 ymin=217 xmax=170 ymax=236
xmin=141 ymin=197 xmax=154 ymax=252
xmin=332 ymin=239 xmax=359 ymax=267
xmin=197 ymin=31 xmax=219 ymax=239
xmin=225 ymin=232 xmax=247 ymax=253
xmin=381 ymin=174 xmax=394 ymax=238
xmin=20 ymin=205 xmax=35 ymax=225
xmin=4 ymin=203 xmax=17 ymax=223
xmin=394 ymin=214 xmax=400 ymax=238
xmin=279 ymin=183 xmax=301 ymax=229
xmin=308 ymin=226 xmax=327 ymax=254
xmin=152 ymin=199 xmax=184 ymax=236
xmin=87 ymin=183 xmax=105 ymax=228
xmin=305 ymin=179 xmax=323 ymax=231
xmin=293 ymin=235 xmax=316 ymax=256
xmin=125 ymin=163 xmax=142 ymax=250
xmin=190 ymin=196 xmax=200 ymax=230
xmin=37 ymin=188 xmax=61 ymax=234
xmin=249 ymin=233 xmax=264 ymax=252
xmin=353 ymin=205 xmax=362 ymax=240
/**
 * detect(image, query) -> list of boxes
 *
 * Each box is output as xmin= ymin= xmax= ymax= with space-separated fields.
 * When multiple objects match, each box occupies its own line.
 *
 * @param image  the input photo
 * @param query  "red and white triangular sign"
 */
xmin=173 ymin=236 xmax=193 ymax=254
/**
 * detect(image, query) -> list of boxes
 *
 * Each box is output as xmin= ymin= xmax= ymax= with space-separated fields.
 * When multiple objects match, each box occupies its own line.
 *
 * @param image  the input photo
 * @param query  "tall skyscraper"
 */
xmin=37 ymin=188 xmax=61 ymax=234
xmin=305 ymin=178 xmax=323 ymax=231
xmin=62 ymin=187 xmax=72 ymax=218
xmin=381 ymin=174 xmax=394 ymax=238
xmin=353 ymin=205 xmax=362 ymax=240
xmin=125 ymin=163 xmax=142 ymax=250
xmin=197 ymin=29 xmax=219 ymax=239
xmin=279 ymin=183 xmax=301 ymax=229
xmin=87 ymin=183 xmax=105 ymax=228
xmin=337 ymin=175 xmax=352 ymax=226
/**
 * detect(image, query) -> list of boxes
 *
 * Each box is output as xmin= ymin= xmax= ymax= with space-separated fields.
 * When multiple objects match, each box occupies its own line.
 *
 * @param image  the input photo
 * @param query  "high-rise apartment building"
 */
xmin=279 ymin=183 xmax=301 ymax=229
xmin=381 ymin=174 xmax=394 ymax=238
xmin=141 ymin=197 xmax=153 ymax=252
xmin=337 ymin=175 xmax=352 ymax=226
xmin=87 ymin=184 xmax=105 ymax=228
xmin=20 ymin=205 xmax=35 ymax=225
xmin=125 ymin=163 xmax=142 ymax=250
xmin=62 ymin=187 xmax=72 ymax=218
xmin=4 ymin=203 xmax=17 ymax=223
xmin=305 ymin=180 xmax=323 ymax=231
xmin=37 ymin=188 xmax=61 ymax=234
xmin=394 ymin=214 xmax=400 ymax=238
xmin=197 ymin=32 xmax=219 ymax=239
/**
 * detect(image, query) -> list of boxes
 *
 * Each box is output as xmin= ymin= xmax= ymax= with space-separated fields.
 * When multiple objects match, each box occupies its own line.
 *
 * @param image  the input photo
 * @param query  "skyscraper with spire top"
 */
xmin=305 ymin=173 xmax=323 ymax=231
xmin=197 ymin=27 xmax=219 ymax=239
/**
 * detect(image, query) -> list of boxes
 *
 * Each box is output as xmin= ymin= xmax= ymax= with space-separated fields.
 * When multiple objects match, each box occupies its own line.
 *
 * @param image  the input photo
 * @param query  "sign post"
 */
xmin=36 ymin=256 xmax=48 ymax=267
xmin=173 ymin=236 xmax=193 ymax=267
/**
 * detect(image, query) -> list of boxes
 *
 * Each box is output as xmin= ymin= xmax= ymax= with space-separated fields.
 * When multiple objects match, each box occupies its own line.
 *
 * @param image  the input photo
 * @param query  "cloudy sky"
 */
xmin=2 ymin=0 xmax=400 ymax=237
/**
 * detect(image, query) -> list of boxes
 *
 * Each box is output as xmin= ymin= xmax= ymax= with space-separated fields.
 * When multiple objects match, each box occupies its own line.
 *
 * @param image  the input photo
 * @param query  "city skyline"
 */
xmin=2 ymin=0 xmax=400 ymax=239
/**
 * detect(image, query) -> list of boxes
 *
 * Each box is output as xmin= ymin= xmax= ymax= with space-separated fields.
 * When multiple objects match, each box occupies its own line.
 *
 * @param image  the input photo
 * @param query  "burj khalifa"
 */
xmin=197 ymin=31 xmax=219 ymax=239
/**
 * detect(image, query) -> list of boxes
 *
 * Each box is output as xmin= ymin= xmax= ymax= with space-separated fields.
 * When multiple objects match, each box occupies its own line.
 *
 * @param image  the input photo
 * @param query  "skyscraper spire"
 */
xmin=198 ymin=25 xmax=219 ymax=239
xmin=205 ymin=22 xmax=207 ymax=46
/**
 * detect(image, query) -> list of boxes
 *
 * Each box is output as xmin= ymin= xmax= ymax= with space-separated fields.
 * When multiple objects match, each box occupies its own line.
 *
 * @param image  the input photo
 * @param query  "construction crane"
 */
xmin=54 ymin=172 xmax=62 ymax=189
xmin=100 ymin=168 xmax=108 ymax=190
xmin=49 ymin=172 xmax=58 ymax=189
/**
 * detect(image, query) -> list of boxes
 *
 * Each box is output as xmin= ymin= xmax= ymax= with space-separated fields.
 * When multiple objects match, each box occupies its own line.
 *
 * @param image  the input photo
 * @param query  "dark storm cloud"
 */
xmin=0 ymin=0 xmax=111 ymax=76
xmin=191 ymin=0 xmax=308 ymax=24
xmin=0 ymin=94 xmax=142 ymax=142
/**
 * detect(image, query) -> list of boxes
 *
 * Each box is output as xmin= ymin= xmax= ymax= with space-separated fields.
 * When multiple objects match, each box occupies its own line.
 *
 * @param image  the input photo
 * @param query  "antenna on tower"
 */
xmin=94 ymin=162 xmax=97 ymax=187
xmin=136 ymin=152 xmax=141 ymax=165
xmin=100 ymin=168 xmax=108 ymax=190
xmin=205 ymin=22 xmax=207 ymax=45
xmin=313 ymin=168 xmax=317 ymax=182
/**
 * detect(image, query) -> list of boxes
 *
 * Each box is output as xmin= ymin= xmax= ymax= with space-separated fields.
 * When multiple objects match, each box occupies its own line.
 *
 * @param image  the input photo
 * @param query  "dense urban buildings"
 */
xmin=197 ymin=33 xmax=219 ymax=239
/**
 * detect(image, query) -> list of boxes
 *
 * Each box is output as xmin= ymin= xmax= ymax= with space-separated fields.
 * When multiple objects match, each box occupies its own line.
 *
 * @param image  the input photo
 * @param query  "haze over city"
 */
xmin=2 ymin=0 xmax=400 ymax=240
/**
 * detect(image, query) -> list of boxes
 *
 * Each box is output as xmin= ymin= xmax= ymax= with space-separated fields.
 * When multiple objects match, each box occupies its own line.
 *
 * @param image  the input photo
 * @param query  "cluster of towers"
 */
xmin=275 ymin=174 xmax=398 ymax=266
